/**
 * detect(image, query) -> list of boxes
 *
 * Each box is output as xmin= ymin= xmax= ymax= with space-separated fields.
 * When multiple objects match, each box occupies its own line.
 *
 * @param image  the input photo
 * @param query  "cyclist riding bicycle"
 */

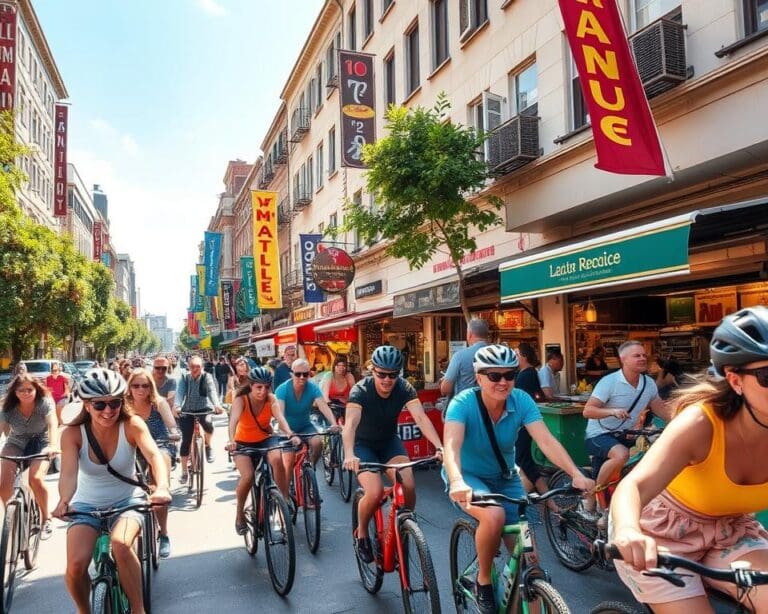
xmin=443 ymin=344 xmax=594 ymax=614
xmin=611 ymin=306 xmax=768 ymax=612
xmin=343 ymin=345 xmax=444 ymax=564
xmin=54 ymin=368 xmax=171 ymax=614
xmin=226 ymin=366 xmax=301 ymax=535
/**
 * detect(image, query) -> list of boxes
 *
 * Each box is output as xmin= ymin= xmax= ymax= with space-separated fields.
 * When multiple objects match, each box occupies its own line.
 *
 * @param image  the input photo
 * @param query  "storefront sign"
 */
xmin=321 ymin=296 xmax=347 ymax=318
xmin=203 ymin=232 xmax=222 ymax=296
xmin=254 ymin=338 xmax=276 ymax=358
xmin=740 ymin=286 xmax=768 ymax=309
xmin=0 ymin=4 xmax=16 ymax=111
xmin=276 ymin=328 xmax=298 ymax=345
xmin=93 ymin=221 xmax=102 ymax=261
xmin=252 ymin=190 xmax=282 ymax=309
xmin=355 ymin=279 xmax=383 ymax=299
xmin=393 ymin=281 xmax=460 ymax=317
xmin=53 ymin=105 xmax=68 ymax=216
xmin=558 ymin=0 xmax=666 ymax=176
xmin=496 ymin=309 xmax=525 ymax=330
xmin=666 ymin=296 xmax=695 ymax=324
xmin=313 ymin=246 xmax=355 ymax=293
xmin=695 ymin=290 xmax=737 ymax=326
xmin=293 ymin=306 xmax=316 ymax=323
xmin=300 ymin=234 xmax=324 ymax=303
xmin=339 ymin=50 xmax=376 ymax=168
xmin=432 ymin=246 xmax=496 ymax=274
xmin=500 ymin=215 xmax=692 ymax=303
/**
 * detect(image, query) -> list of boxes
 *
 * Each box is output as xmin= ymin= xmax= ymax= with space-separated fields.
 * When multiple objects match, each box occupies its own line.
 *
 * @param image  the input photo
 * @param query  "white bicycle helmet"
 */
xmin=77 ymin=368 xmax=127 ymax=399
xmin=473 ymin=344 xmax=519 ymax=372
xmin=710 ymin=306 xmax=768 ymax=375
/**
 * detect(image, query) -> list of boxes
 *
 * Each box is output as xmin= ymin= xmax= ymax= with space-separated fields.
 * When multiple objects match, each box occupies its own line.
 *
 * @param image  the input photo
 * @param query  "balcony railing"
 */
xmin=630 ymin=17 xmax=688 ymax=99
xmin=259 ymin=165 xmax=274 ymax=189
xmin=486 ymin=114 xmax=540 ymax=175
xmin=274 ymin=128 xmax=288 ymax=164
xmin=292 ymin=189 xmax=312 ymax=211
xmin=281 ymin=269 xmax=303 ymax=293
xmin=290 ymin=107 xmax=311 ymax=142
xmin=278 ymin=197 xmax=291 ymax=226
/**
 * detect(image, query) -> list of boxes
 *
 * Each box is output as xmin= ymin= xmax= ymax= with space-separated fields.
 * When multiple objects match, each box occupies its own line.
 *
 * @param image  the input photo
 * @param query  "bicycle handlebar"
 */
xmin=470 ymin=485 xmax=583 ymax=508
xmin=178 ymin=410 xmax=215 ymax=417
xmin=231 ymin=441 xmax=294 ymax=456
xmin=0 ymin=453 xmax=54 ymax=462
xmin=604 ymin=428 xmax=664 ymax=438
xmin=358 ymin=456 xmax=440 ymax=473
xmin=594 ymin=540 xmax=768 ymax=588
xmin=63 ymin=502 xmax=164 ymax=520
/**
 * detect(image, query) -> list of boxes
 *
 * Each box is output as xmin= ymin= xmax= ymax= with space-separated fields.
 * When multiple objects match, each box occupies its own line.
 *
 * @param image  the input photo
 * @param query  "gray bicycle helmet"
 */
xmin=248 ymin=366 xmax=273 ymax=386
xmin=77 ymin=368 xmax=127 ymax=399
xmin=473 ymin=344 xmax=519 ymax=372
xmin=710 ymin=306 xmax=768 ymax=375
xmin=371 ymin=345 xmax=403 ymax=371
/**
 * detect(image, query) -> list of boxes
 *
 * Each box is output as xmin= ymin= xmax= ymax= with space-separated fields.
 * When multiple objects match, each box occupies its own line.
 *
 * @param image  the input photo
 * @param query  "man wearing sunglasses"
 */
xmin=152 ymin=356 xmax=176 ymax=408
xmin=343 ymin=345 xmax=444 ymax=564
xmin=443 ymin=344 xmax=593 ymax=614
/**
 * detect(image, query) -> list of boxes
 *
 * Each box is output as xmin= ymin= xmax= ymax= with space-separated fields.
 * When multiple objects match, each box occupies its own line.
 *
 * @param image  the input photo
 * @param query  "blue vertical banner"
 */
xmin=240 ymin=256 xmax=259 ymax=317
xmin=191 ymin=275 xmax=205 ymax=313
xmin=300 ymin=234 xmax=325 ymax=303
xmin=189 ymin=275 xmax=196 ymax=311
xmin=203 ymin=231 xmax=222 ymax=296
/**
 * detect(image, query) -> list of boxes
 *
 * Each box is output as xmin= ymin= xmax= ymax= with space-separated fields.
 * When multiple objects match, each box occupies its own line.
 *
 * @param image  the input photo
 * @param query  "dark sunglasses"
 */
xmin=480 ymin=370 xmax=518 ymax=383
xmin=293 ymin=372 xmax=310 ymax=378
xmin=736 ymin=366 xmax=768 ymax=388
xmin=373 ymin=370 xmax=399 ymax=380
xmin=131 ymin=383 xmax=151 ymax=389
xmin=153 ymin=366 xmax=168 ymax=371
xmin=91 ymin=399 xmax=123 ymax=411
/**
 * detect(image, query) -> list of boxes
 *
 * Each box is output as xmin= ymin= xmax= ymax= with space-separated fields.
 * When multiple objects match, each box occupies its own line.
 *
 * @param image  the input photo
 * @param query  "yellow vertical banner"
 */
xmin=252 ymin=190 xmax=282 ymax=309
xmin=196 ymin=264 xmax=206 ymax=295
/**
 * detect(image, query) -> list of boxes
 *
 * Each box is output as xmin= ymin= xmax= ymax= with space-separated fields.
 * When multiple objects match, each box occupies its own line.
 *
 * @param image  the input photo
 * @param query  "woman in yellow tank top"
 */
xmin=612 ymin=306 xmax=768 ymax=613
xmin=225 ymin=366 xmax=300 ymax=536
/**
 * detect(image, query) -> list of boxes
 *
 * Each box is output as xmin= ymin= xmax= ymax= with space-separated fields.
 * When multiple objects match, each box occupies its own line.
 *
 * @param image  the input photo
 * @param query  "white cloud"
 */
xmin=87 ymin=117 xmax=140 ymax=156
xmin=197 ymin=0 xmax=228 ymax=16
xmin=120 ymin=135 xmax=139 ymax=156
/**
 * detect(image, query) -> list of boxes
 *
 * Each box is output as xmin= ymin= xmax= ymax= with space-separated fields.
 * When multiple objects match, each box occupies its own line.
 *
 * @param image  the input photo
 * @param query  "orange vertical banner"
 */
xmin=252 ymin=190 xmax=282 ymax=309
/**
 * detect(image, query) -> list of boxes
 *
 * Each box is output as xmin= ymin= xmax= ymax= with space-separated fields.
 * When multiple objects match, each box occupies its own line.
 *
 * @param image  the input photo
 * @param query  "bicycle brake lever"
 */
xmin=642 ymin=568 xmax=692 ymax=587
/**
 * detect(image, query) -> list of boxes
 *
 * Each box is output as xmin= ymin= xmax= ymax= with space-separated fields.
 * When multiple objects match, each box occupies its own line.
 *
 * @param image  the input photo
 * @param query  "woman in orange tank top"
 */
xmin=225 ymin=366 xmax=300 ymax=536
xmin=611 ymin=306 xmax=768 ymax=612
xmin=322 ymin=355 xmax=356 ymax=406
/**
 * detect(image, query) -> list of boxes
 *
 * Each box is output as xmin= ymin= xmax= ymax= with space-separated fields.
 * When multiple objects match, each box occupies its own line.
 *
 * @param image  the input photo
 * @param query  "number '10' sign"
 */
xmin=338 ymin=50 xmax=376 ymax=169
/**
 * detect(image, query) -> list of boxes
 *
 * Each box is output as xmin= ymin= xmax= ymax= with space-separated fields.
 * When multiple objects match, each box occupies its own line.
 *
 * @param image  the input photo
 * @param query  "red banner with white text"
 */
xmin=558 ymin=0 xmax=667 ymax=176
xmin=0 ymin=3 xmax=16 ymax=111
xmin=54 ymin=105 xmax=69 ymax=216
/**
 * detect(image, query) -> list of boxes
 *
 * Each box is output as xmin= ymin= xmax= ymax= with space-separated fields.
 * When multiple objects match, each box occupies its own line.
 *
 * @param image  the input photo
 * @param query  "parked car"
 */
xmin=21 ymin=359 xmax=63 ymax=383
xmin=74 ymin=360 xmax=98 ymax=374
xmin=63 ymin=362 xmax=83 ymax=384
xmin=0 ymin=368 xmax=12 ymax=398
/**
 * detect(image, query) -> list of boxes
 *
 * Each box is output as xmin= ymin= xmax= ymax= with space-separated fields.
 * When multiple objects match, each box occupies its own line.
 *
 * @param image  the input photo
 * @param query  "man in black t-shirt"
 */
xmin=343 ymin=345 xmax=443 ymax=563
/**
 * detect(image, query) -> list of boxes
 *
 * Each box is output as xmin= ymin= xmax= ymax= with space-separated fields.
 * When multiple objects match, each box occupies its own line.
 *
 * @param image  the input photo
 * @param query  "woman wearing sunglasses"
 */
xmin=54 ymin=368 xmax=171 ymax=614
xmin=125 ymin=369 xmax=179 ymax=559
xmin=612 ymin=306 xmax=768 ymax=613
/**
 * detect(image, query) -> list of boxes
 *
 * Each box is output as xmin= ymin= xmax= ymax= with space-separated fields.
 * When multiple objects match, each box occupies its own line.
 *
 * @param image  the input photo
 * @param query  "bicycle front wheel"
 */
xmin=149 ymin=511 xmax=159 ymax=571
xmin=590 ymin=601 xmax=646 ymax=614
xmin=543 ymin=469 xmax=594 ymax=571
xmin=137 ymin=517 xmax=152 ymax=612
xmin=521 ymin=578 xmax=571 ymax=614
xmin=263 ymin=487 xmax=295 ymax=596
xmin=449 ymin=518 xmax=477 ymax=613
xmin=302 ymin=467 xmax=321 ymax=554
xmin=244 ymin=486 xmax=259 ymax=557
xmin=90 ymin=579 xmax=111 ymax=614
xmin=23 ymin=497 xmax=42 ymax=570
xmin=195 ymin=436 xmax=205 ymax=508
xmin=351 ymin=489 xmax=383 ymax=594
xmin=398 ymin=517 xmax=441 ymax=614
xmin=322 ymin=435 xmax=335 ymax=486
xmin=339 ymin=440 xmax=353 ymax=502
xmin=0 ymin=503 xmax=20 ymax=614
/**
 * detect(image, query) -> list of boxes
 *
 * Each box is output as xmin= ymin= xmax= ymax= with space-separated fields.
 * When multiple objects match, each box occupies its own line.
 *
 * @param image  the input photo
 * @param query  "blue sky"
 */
xmin=35 ymin=0 xmax=325 ymax=331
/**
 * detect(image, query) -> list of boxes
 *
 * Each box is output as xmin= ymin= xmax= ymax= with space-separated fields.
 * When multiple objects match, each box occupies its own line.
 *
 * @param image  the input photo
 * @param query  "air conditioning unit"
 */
xmin=630 ymin=17 xmax=687 ymax=98
xmin=486 ymin=114 xmax=540 ymax=174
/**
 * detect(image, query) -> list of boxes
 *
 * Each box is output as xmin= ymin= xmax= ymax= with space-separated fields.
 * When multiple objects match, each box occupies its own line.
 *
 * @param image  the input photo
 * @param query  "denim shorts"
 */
xmin=354 ymin=436 xmax=408 ymax=466
xmin=68 ymin=495 xmax=147 ymax=533
xmin=585 ymin=432 xmax=636 ymax=478
xmin=442 ymin=469 xmax=525 ymax=525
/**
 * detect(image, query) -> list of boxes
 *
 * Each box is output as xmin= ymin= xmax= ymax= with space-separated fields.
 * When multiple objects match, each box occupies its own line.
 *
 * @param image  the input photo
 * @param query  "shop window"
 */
xmin=744 ymin=0 xmax=768 ymax=35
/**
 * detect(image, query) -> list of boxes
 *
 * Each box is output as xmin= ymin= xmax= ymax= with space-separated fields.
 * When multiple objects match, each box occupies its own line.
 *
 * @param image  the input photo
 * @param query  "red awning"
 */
xmin=312 ymin=307 xmax=393 ymax=335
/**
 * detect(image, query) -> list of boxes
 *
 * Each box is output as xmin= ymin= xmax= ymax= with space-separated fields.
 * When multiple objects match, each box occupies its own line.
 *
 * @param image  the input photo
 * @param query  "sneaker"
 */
xmin=475 ymin=582 xmax=496 ymax=614
xmin=235 ymin=520 xmax=248 ymax=536
xmin=40 ymin=519 xmax=53 ymax=541
xmin=179 ymin=471 xmax=188 ymax=485
xmin=356 ymin=536 xmax=374 ymax=564
xmin=205 ymin=446 xmax=215 ymax=463
xmin=158 ymin=535 xmax=171 ymax=559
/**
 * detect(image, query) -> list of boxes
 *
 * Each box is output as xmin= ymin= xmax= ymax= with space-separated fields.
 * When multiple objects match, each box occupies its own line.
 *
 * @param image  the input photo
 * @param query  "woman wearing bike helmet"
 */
xmin=443 ymin=344 xmax=594 ymax=614
xmin=612 ymin=306 xmax=768 ymax=612
xmin=226 ymin=366 xmax=300 ymax=535
xmin=54 ymin=368 xmax=171 ymax=614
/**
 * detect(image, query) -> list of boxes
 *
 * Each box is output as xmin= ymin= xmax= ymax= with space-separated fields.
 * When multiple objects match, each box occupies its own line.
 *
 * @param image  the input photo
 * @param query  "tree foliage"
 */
xmin=342 ymin=94 xmax=503 ymax=321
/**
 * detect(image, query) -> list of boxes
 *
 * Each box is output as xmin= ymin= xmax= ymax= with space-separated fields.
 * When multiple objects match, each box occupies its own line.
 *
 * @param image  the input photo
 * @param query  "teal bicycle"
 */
xmin=449 ymin=488 xmax=579 ymax=613
xmin=67 ymin=502 xmax=158 ymax=613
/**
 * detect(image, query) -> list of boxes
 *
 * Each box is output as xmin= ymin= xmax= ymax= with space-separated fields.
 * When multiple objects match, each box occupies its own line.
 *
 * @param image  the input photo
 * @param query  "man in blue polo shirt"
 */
xmin=440 ymin=318 xmax=489 ymax=399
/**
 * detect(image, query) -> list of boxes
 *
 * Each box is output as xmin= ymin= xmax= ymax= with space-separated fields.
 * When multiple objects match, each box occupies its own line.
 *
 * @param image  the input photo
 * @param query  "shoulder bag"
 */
xmin=83 ymin=422 xmax=150 ymax=494
xmin=474 ymin=389 xmax=516 ymax=480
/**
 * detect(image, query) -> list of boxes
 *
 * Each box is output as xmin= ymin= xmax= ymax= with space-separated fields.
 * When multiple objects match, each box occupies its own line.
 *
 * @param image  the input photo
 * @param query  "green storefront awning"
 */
xmin=500 ymin=214 xmax=694 ymax=303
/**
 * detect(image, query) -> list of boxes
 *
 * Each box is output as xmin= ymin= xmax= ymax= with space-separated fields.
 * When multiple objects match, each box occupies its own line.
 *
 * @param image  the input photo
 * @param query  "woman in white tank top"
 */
xmin=53 ymin=368 xmax=171 ymax=614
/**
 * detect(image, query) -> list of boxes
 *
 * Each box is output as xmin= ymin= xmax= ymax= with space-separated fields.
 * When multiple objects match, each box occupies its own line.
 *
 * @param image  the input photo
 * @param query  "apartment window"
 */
xmin=510 ymin=62 xmax=538 ymax=117
xmin=293 ymin=172 xmax=301 ymax=202
xmin=382 ymin=0 xmax=394 ymax=15
xmin=566 ymin=45 xmax=589 ymax=131
xmin=315 ymin=63 xmax=323 ymax=108
xmin=384 ymin=50 xmax=396 ymax=107
xmin=348 ymin=4 xmax=357 ymax=50
xmin=363 ymin=0 xmax=374 ymax=40
xmin=281 ymin=250 xmax=291 ymax=278
xmin=306 ymin=80 xmax=315 ymax=115
xmin=745 ymin=0 xmax=768 ymax=34
xmin=459 ymin=0 xmax=488 ymax=41
xmin=328 ymin=126 xmax=337 ymax=174
xmin=431 ymin=0 xmax=449 ymax=69
xmin=306 ymin=155 xmax=314 ymax=194
xmin=329 ymin=212 xmax=338 ymax=231
xmin=469 ymin=92 xmax=502 ymax=161
xmin=405 ymin=22 xmax=420 ymax=96
xmin=316 ymin=143 xmax=324 ymax=188
xmin=633 ymin=0 xmax=680 ymax=30
xmin=294 ymin=241 xmax=301 ymax=273
xmin=352 ymin=190 xmax=363 ymax=251
xmin=326 ymin=33 xmax=340 ymax=84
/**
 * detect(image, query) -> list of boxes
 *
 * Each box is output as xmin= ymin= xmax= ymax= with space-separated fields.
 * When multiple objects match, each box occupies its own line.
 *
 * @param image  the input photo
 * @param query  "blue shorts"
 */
xmin=68 ymin=495 xmax=147 ymax=533
xmin=289 ymin=421 xmax=319 ymax=437
xmin=355 ymin=436 xmax=408 ymax=466
xmin=585 ymin=432 xmax=636 ymax=477
xmin=442 ymin=469 xmax=525 ymax=525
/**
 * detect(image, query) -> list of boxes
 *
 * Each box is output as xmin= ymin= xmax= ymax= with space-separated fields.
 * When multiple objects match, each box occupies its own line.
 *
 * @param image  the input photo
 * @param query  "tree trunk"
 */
xmin=453 ymin=260 xmax=472 ymax=323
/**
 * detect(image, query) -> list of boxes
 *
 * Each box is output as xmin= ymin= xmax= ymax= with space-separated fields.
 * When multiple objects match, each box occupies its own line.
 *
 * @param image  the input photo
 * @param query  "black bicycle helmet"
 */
xmin=248 ymin=366 xmax=273 ymax=386
xmin=370 ymin=345 xmax=403 ymax=371
xmin=473 ymin=344 xmax=519 ymax=372
xmin=710 ymin=306 xmax=768 ymax=375
xmin=77 ymin=368 xmax=127 ymax=399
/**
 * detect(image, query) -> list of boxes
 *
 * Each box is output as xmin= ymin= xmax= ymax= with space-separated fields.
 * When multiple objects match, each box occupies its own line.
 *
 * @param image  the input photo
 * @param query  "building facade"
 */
xmin=64 ymin=163 xmax=100 ymax=260
xmin=144 ymin=313 xmax=174 ymax=353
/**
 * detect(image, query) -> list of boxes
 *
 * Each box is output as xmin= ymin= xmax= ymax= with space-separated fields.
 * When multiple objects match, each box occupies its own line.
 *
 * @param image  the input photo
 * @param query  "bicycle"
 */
xmin=449 ymin=488 xmax=579 ymax=614
xmin=65 ymin=502 xmax=160 ymax=614
xmin=543 ymin=427 xmax=662 ymax=572
xmin=590 ymin=540 xmax=768 ymax=613
xmin=232 ymin=442 xmax=296 ymax=596
xmin=288 ymin=431 xmax=332 ymax=554
xmin=0 ymin=452 xmax=50 ymax=614
xmin=320 ymin=400 xmax=354 ymax=502
xmin=178 ymin=411 xmax=214 ymax=508
xmin=352 ymin=456 xmax=441 ymax=613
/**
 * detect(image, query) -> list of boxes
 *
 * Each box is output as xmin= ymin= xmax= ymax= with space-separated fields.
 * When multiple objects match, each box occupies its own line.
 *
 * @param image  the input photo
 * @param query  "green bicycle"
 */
xmin=449 ymin=488 xmax=579 ymax=614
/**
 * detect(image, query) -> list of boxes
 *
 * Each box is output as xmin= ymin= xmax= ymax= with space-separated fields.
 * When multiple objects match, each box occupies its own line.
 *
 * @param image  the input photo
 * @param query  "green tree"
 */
xmin=341 ymin=94 xmax=503 ymax=322
xmin=0 ymin=111 xmax=30 ymax=215
xmin=176 ymin=325 xmax=196 ymax=353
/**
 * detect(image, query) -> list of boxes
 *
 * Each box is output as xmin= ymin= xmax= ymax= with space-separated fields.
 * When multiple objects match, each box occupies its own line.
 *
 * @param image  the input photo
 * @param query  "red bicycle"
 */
xmin=288 ymin=431 xmax=332 ymax=553
xmin=352 ymin=456 xmax=441 ymax=613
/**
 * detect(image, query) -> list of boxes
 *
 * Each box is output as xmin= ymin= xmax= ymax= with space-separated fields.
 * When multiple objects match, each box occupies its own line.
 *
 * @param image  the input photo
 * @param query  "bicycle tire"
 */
xmin=543 ymin=469 xmax=595 ymax=571
xmin=137 ymin=521 xmax=151 ymax=613
xmin=195 ymin=436 xmax=205 ymax=508
xmin=244 ymin=485 xmax=259 ymax=556
xmin=322 ymin=435 xmax=335 ymax=486
xmin=90 ymin=578 xmax=111 ymax=614
xmin=449 ymin=518 xmax=477 ymax=613
xmin=302 ymin=466 xmax=321 ymax=554
xmin=351 ymin=489 xmax=383 ymax=594
xmin=149 ymin=511 xmax=159 ymax=571
xmin=263 ymin=487 xmax=295 ymax=596
xmin=590 ymin=601 xmax=647 ymax=614
xmin=339 ymin=440 xmax=353 ymax=502
xmin=23 ymin=497 xmax=41 ymax=570
xmin=398 ymin=517 xmax=441 ymax=614
xmin=517 ymin=578 xmax=571 ymax=614
xmin=0 ymin=503 xmax=19 ymax=614
xmin=186 ymin=445 xmax=195 ymax=495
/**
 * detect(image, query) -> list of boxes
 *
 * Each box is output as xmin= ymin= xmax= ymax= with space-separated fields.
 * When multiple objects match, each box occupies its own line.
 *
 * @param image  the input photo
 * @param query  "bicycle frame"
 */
xmin=92 ymin=530 xmax=129 ymax=612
